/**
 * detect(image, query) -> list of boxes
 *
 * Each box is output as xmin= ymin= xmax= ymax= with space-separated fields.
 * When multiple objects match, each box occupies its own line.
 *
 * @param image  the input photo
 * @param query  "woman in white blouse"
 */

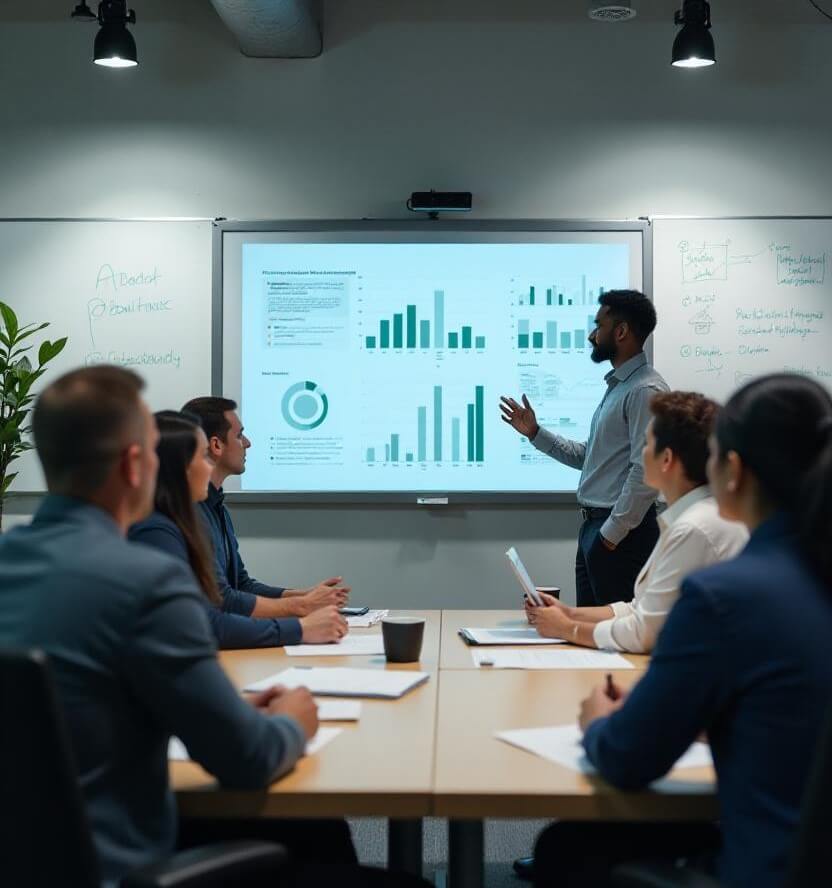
xmin=527 ymin=391 xmax=748 ymax=653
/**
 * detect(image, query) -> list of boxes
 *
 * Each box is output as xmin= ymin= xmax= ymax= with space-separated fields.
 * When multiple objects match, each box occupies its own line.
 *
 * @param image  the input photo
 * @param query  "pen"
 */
xmin=605 ymin=673 xmax=619 ymax=702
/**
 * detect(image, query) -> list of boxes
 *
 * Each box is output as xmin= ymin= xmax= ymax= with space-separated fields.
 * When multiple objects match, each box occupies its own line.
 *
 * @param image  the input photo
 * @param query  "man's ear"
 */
xmin=661 ymin=447 xmax=674 ymax=474
xmin=207 ymin=435 xmax=223 ymax=461
xmin=615 ymin=320 xmax=630 ymax=342
xmin=121 ymin=443 xmax=143 ymax=490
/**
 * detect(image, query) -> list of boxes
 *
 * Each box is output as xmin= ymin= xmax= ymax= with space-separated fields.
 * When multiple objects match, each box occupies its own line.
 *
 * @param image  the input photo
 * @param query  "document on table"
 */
xmin=286 ymin=635 xmax=385 ymax=657
xmin=244 ymin=666 xmax=430 ymax=699
xmin=346 ymin=609 xmax=389 ymax=628
xmin=471 ymin=649 xmax=634 ymax=669
xmin=496 ymin=724 xmax=712 ymax=778
xmin=458 ymin=627 xmax=566 ymax=646
xmin=169 ymin=727 xmax=343 ymax=761
xmin=316 ymin=699 xmax=362 ymax=721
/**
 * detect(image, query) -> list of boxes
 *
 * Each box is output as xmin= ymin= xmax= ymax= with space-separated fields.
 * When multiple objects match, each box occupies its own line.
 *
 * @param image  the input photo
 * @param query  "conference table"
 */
xmin=171 ymin=610 xmax=717 ymax=888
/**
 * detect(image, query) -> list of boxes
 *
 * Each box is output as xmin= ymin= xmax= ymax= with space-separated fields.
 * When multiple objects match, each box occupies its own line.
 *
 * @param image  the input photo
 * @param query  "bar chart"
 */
xmin=363 ymin=289 xmax=486 ymax=351
xmin=517 ymin=315 xmax=596 ymax=351
xmin=517 ymin=278 xmax=606 ymax=307
xmin=365 ymin=383 xmax=485 ymax=464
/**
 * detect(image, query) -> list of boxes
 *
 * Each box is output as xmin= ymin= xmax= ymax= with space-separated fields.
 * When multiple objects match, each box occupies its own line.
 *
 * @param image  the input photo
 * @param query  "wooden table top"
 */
xmin=439 ymin=610 xmax=650 ymax=670
xmin=433 ymin=670 xmax=717 ymax=820
xmin=172 ymin=610 xmax=441 ymax=818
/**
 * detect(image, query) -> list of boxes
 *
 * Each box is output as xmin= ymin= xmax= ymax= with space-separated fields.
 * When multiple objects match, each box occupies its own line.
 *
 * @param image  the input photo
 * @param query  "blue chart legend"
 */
xmin=363 ymin=289 xmax=486 ymax=351
xmin=366 ymin=384 xmax=485 ymax=465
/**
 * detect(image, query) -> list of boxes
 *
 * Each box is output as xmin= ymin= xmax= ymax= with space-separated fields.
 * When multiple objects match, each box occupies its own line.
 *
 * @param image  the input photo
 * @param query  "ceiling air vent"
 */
xmin=588 ymin=3 xmax=637 ymax=22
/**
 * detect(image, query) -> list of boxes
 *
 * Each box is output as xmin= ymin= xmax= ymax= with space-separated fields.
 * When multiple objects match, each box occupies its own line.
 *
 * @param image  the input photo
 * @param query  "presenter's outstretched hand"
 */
xmin=300 ymin=606 xmax=349 ymax=644
xmin=269 ymin=687 xmax=319 ymax=741
xmin=301 ymin=579 xmax=351 ymax=614
xmin=499 ymin=394 xmax=540 ymax=440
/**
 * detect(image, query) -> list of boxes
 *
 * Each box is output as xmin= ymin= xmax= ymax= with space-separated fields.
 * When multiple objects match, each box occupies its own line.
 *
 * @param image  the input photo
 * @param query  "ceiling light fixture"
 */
xmin=672 ymin=0 xmax=715 ymax=68
xmin=93 ymin=1 xmax=138 ymax=68
xmin=70 ymin=2 xmax=97 ymax=21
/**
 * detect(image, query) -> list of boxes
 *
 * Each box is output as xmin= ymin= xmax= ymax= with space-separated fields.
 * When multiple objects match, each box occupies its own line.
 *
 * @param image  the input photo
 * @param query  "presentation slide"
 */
xmin=223 ymin=231 xmax=642 ymax=494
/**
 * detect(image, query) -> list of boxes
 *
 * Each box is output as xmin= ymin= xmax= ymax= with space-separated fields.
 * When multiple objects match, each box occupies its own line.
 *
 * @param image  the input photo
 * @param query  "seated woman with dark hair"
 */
xmin=526 ymin=391 xmax=747 ymax=653
xmin=129 ymin=411 xmax=339 ymax=648
xmin=533 ymin=373 xmax=832 ymax=888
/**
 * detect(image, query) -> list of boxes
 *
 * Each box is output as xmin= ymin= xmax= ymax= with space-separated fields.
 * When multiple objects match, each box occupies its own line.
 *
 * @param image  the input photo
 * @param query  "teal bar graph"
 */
xmin=561 ymin=331 xmax=572 ymax=349
xmin=391 ymin=434 xmax=400 ymax=462
xmin=406 ymin=453 xmax=414 ymax=463
xmin=434 ymin=290 xmax=445 ymax=348
xmin=417 ymin=406 xmax=427 ymax=462
xmin=448 ymin=332 xmax=459 ymax=349
xmin=532 ymin=331 xmax=544 ymax=349
xmin=366 ymin=447 xmax=375 ymax=463
xmin=433 ymin=386 xmax=443 ymax=461
xmin=518 ymin=320 xmax=530 ymax=349
xmin=407 ymin=305 xmax=417 ymax=348
xmin=462 ymin=326 xmax=472 ymax=349
xmin=452 ymin=418 xmax=461 ymax=462
xmin=420 ymin=320 xmax=430 ymax=348
xmin=475 ymin=335 xmax=486 ymax=349
xmin=475 ymin=385 xmax=484 ymax=462
xmin=574 ymin=328 xmax=585 ymax=348
xmin=366 ymin=335 xmax=376 ymax=348
xmin=546 ymin=322 xmax=558 ymax=348
xmin=529 ymin=286 xmax=535 ymax=306
xmin=393 ymin=314 xmax=403 ymax=349
xmin=380 ymin=320 xmax=390 ymax=348
xmin=467 ymin=404 xmax=475 ymax=461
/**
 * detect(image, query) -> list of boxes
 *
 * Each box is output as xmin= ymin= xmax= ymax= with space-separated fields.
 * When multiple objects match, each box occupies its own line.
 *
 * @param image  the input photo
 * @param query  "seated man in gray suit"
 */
xmin=0 ymin=366 xmax=421 ymax=888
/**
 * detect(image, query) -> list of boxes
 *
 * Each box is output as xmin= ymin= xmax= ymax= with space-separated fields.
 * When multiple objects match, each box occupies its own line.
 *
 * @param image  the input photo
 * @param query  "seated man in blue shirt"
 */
xmin=533 ymin=373 xmax=832 ymax=888
xmin=182 ymin=396 xmax=349 ymax=646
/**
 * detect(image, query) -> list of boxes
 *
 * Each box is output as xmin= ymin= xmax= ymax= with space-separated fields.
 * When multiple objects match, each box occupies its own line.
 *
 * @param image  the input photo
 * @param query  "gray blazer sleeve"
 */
xmin=122 ymin=560 xmax=305 ymax=787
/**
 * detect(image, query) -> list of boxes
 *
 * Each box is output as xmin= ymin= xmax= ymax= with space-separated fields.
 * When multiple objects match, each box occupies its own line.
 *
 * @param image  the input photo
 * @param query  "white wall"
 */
xmin=3 ymin=0 xmax=831 ymax=605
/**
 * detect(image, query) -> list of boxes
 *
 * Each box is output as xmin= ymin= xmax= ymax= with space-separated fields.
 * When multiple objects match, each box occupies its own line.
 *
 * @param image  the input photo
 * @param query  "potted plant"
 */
xmin=0 ymin=302 xmax=67 ymax=530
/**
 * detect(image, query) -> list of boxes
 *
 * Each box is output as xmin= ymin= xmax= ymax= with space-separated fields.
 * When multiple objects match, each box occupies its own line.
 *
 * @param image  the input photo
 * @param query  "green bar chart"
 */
xmin=517 ymin=314 xmax=595 ymax=352
xmin=366 ymin=384 xmax=486 ymax=464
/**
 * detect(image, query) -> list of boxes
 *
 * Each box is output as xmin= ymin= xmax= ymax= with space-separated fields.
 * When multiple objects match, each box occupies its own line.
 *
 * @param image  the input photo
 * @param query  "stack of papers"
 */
xmin=472 ymin=649 xmax=635 ymax=670
xmin=169 ymin=726 xmax=343 ymax=761
xmin=346 ymin=609 xmax=389 ymax=628
xmin=287 ymin=635 xmax=385 ymax=657
xmin=459 ymin=627 xmax=565 ymax=645
xmin=496 ymin=723 xmax=712 ymax=779
xmin=244 ymin=666 xmax=430 ymax=699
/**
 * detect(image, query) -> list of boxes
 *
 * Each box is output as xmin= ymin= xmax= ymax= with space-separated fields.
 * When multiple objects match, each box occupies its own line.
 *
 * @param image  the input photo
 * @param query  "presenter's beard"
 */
xmin=590 ymin=341 xmax=616 ymax=364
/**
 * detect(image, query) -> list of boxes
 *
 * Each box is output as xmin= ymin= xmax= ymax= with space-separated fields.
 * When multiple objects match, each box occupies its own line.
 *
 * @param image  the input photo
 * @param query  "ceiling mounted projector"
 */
xmin=407 ymin=191 xmax=472 ymax=219
xmin=587 ymin=2 xmax=637 ymax=21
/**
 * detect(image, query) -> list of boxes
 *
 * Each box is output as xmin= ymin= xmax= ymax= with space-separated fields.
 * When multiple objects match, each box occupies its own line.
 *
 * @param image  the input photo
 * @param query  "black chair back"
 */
xmin=786 ymin=704 xmax=832 ymax=888
xmin=0 ymin=648 xmax=100 ymax=888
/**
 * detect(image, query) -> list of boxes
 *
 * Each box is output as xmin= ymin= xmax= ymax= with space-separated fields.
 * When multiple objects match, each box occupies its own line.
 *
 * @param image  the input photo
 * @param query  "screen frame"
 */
xmin=212 ymin=218 xmax=653 ymax=504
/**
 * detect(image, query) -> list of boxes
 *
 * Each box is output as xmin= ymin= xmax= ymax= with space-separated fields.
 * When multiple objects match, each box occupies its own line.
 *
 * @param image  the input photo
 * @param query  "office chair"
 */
xmin=612 ymin=705 xmax=832 ymax=888
xmin=0 ymin=648 xmax=289 ymax=887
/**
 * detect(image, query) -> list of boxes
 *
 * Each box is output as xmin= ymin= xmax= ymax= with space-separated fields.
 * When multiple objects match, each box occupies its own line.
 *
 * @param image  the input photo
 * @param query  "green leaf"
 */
xmin=0 ymin=302 xmax=18 ymax=340
xmin=1 ymin=471 xmax=19 ymax=494
xmin=38 ymin=337 xmax=68 ymax=365
xmin=15 ymin=355 xmax=32 ymax=374
xmin=0 ymin=420 xmax=21 ymax=445
xmin=13 ymin=323 xmax=49 ymax=344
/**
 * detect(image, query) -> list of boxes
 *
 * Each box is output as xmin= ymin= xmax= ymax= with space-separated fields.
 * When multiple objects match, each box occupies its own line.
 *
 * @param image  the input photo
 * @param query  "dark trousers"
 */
xmin=178 ymin=816 xmax=430 ymax=888
xmin=575 ymin=507 xmax=659 ymax=607
xmin=533 ymin=821 xmax=721 ymax=888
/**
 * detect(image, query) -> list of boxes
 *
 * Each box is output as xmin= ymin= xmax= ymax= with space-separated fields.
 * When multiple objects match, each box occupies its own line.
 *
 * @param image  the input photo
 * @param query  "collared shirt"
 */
xmin=531 ymin=352 xmax=668 ymax=544
xmin=583 ymin=513 xmax=832 ymax=888
xmin=593 ymin=486 xmax=749 ymax=652
xmin=0 ymin=496 xmax=305 ymax=886
xmin=196 ymin=484 xmax=302 ymax=646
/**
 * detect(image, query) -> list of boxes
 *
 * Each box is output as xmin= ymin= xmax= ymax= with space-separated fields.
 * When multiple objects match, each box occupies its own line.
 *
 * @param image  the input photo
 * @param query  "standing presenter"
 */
xmin=501 ymin=289 xmax=668 ymax=608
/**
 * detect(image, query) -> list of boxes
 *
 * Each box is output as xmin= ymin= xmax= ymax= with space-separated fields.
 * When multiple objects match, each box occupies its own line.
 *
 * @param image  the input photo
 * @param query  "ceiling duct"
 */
xmin=209 ymin=0 xmax=321 ymax=58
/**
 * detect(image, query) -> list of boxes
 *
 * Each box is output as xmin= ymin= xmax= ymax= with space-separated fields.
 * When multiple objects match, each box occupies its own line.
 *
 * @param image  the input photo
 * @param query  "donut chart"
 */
xmin=281 ymin=380 xmax=329 ymax=431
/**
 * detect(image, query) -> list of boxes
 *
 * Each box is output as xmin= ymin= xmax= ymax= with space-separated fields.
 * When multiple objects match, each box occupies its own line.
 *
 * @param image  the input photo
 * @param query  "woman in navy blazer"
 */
xmin=534 ymin=373 xmax=832 ymax=888
xmin=129 ymin=412 xmax=303 ymax=648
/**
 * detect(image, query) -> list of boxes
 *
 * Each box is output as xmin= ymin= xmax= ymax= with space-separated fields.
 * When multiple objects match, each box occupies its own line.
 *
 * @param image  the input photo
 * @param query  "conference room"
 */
xmin=1 ymin=2 xmax=831 ymax=888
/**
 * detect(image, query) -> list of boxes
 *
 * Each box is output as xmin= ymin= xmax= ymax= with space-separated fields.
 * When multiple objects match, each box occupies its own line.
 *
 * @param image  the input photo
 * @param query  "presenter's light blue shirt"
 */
xmin=531 ymin=352 xmax=668 ymax=543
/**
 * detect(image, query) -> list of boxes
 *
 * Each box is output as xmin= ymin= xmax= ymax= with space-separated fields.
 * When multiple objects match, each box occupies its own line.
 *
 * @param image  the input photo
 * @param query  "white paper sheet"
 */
xmin=346 ymin=609 xmax=389 ymax=628
xmin=460 ymin=627 xmax=566 ymax=645
xmin=168 ymin=726 xmax=343 ymax=761
xmin=286 ymin=635 xmax=385 ymax=657
xmin=472 ymin=649 xmax=634 ymax=669
xmin=496 ymin=724 xmax=712 ymax=777
xmin=244 ymin=666 xmax=430 ymax=699
xmin=505 ymin=547 xmax=544 ymax=606
xmin=316 ymin=700 xmax=362 ymax=721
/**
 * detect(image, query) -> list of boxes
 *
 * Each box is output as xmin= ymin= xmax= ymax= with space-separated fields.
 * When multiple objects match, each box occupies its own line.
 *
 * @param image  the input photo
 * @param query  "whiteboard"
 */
xmin=652 ymin=217 xmax=832 ymax=402
xmin=0 ymin=219 xmax=212 ymax=491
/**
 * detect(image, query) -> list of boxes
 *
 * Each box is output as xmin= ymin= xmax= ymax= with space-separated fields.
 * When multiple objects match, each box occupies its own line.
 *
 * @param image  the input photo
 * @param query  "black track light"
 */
xmin=672 ymin=0 xmax=716 ymax=68
xmin=70 ymin=2 xmax=97 ymax=21
xmin=93 ymin=1 xmax=138 ymax=68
